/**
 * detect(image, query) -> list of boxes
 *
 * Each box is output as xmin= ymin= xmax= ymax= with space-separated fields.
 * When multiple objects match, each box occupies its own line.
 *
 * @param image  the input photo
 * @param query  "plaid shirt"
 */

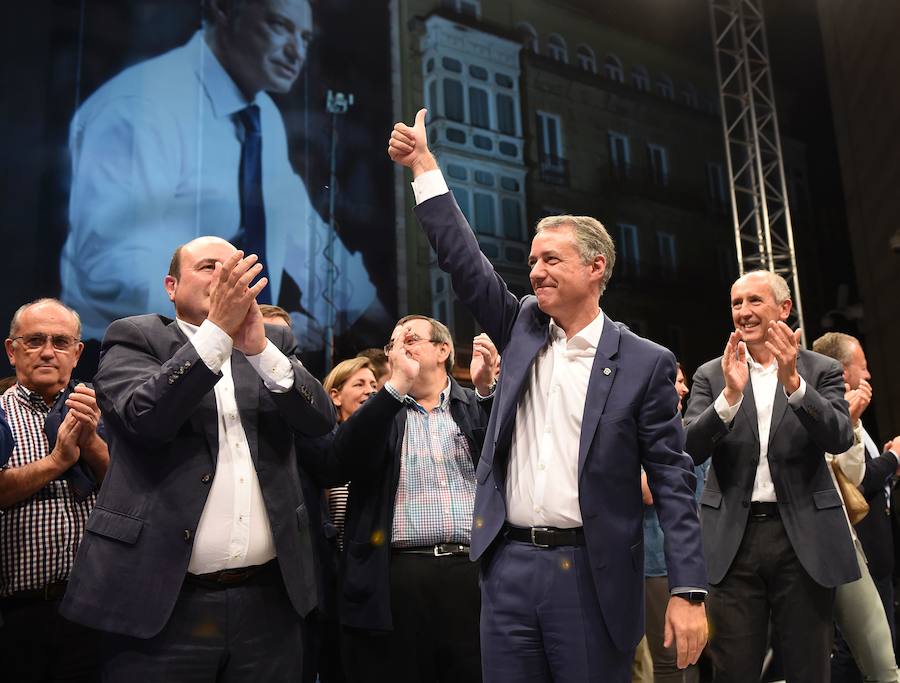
xmin=0 ymin=385 xmax=97 ymax=596
xmin=389 ymin=380 xmax=477 ymax=547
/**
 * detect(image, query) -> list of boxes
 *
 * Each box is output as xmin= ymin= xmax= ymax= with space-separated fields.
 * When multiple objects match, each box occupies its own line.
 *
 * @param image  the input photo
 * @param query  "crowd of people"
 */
xmin=1 ymin=114 xmax=899 ymax=683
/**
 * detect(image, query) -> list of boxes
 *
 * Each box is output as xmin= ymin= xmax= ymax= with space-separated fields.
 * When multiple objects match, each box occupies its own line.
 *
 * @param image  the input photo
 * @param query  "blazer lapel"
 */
xmin=740 ymin=372 xmax=761 ymax=445
xmin=171 ymin=319 xmax=220 ymax=462
xmin=578 ymin=317 xmax=620 ymax=478
xmin=767 ymin=354 xmax=802 ymax=454
xmin=231 ymin=352 xmax=260 ymax=468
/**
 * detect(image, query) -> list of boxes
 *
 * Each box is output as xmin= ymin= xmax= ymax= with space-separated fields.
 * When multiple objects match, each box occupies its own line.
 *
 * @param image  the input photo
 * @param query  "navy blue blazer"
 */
xmin=414 ymin=192 xmax=706 ymax=652
xmin=335 ymin=378 xmax=489 ymax=631
xmin=60 ymin=315 xmax=335 ymax=638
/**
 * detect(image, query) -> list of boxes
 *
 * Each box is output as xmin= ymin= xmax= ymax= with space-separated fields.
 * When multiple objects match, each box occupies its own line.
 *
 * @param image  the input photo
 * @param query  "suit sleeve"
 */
xmin=94 ymin=318 xmax=222 ymax=448
xmin=684 ymin=363 xmax=731 ymax=465
xmin=640 ymin=350 xmax=708 ymax=591
xmin=790 ymin=358 xmax=853 ymax=456
xmin=265 ymin=325 xmax=336 ymax=437
xmin=298 ymin=388 xmax=404 ymax=486
xmin=414 ymin=192 xmax=521 ymax=353
xmin=861 ymin=451 xmax=898 ymax=499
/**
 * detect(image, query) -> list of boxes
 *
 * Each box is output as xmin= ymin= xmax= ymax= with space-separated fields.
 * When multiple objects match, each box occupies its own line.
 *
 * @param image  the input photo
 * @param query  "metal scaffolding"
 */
xmin=709 ymin=0 xmax=806 ymax=345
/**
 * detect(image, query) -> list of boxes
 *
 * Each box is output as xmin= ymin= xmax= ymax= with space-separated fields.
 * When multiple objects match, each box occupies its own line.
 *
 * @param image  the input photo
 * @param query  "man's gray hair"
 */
xmin=811 ymin=332 xmax=858 ymax=365
xmin=736 ymin=269 xmax=791 ymax=304
xmin=9 ymin=298 xmax=82 ymax=339
xmin=534 ymin=215 xmax=616 ymax=295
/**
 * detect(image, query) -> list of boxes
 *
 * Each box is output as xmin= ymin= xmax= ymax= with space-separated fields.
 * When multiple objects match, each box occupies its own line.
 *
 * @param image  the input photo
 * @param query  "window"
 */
xmin=444 ymin=0 xmax=480 ymax=18
xmin=618 ymin=223 xmax=640 ymax=276
xmin=547 ymin=34 xmax=568 ymax=63
xmin=631 ymin=65 xmax=650 ymax=92
xmin=658 ymin=232 xmax=677 ymax=279
xmin=603 ymin=54 xmax=624 ymax=83
xmin=496 ymin=93 xmax=516 ymax=135
xmin=648 ymin=144 xmax=669 ymax=186
xmin=443 ymin=79 xmax=464 ymax=121
xmin=473 ymin=193 xmax=496 ymax=235
xmin=517 ymin=22 xmax=539 ymax=54
xmin=502 ymin=198 xmax=524 ymax=240
xmin=656 ymin=74 xmax=674 ymax=100
xmin=706 ymin=162 xmax=727 ymax=205
xmin=576 ymin=44 xmax=596 ymax=73
xmin=468 ymin=86 xmax=490 ymax=128
xmin=680 ymin=82 xmax=698 ymax=108
xmin=537 ymin=112 xmax=563 ymax=161
xmin=608 ymin=132 xmax=631 ymax=176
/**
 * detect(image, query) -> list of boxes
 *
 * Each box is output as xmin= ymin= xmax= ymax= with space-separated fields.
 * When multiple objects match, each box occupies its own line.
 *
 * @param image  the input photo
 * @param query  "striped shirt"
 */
xmin=0 ymin=384 xmax=97 ymax=597
xmin=389 ymin=380 xmax=477 ymax=547
xmin=327 ymin=484 xmax=349 ymax=551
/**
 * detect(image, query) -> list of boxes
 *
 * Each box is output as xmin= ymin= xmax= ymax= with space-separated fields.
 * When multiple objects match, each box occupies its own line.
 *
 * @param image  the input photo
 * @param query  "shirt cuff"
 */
xmin=245 ymin=340 xmax=294 ymax=393
xmin=411 ymin=169 xmax=449 ymax=205
xmin=714 ymin=389 xmax=741 ymax=424
xmin=671 ymin=587 xmax=708 ymax=595
xmin=383 ymin=382 xmax=408 ymax=403
xmin=190 ymin=320 xmax=233 ymax=373
xmin=474 ymin=387 xmax=494 ymax=401
xmin=786 ymin=375 xmax=807 ymax=404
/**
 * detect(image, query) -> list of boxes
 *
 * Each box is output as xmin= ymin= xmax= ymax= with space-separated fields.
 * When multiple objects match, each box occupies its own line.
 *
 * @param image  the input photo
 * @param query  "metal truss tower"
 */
xmin=709 ymin=0 xmax=807 ymax=345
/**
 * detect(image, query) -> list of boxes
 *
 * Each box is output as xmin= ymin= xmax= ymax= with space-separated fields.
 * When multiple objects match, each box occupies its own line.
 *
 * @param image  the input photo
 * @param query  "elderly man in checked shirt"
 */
xmin=333 ymin=315 xmax=496 ymax=683
xmin=0 ymin=298 xmax=109 ymax=681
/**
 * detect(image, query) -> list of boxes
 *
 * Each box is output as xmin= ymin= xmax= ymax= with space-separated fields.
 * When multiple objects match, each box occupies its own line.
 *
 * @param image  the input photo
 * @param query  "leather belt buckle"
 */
xmin=530 ymin=526 xmax=551 ymax=548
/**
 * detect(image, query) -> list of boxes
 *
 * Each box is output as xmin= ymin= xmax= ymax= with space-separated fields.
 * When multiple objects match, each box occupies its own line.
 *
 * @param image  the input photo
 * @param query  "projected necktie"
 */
xmin=237 ymin=105 xmax=271 ymax=304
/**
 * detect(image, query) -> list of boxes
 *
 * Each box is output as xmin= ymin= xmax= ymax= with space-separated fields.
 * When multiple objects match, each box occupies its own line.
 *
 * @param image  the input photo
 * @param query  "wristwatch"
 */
xmin=672 ymin=590 xmax=707 ymax=605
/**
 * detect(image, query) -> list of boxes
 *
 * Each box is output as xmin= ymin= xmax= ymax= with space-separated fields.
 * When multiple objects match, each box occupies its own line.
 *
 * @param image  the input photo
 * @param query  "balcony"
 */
xmin=602 ymin=163 xmax=706 ymax=211
xmin=539 ymin=154 xmax=570 ymax=186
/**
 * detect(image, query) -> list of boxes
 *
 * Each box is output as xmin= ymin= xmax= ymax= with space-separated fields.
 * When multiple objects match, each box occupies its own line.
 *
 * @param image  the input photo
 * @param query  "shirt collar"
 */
xmin=746 ymin=352 xmax=778 ymax=374
xmin=176 ymin=318 xmax=200 ymax=339
xmin=189 ymin=30 xmax=258 ymax=119
xmin=549 ymin=310 xmax=605 ymax=351
xmin=15 ymin=382 xmax=61 ymax=414
xmin=407 ymin=377 xmax=453 ymax=413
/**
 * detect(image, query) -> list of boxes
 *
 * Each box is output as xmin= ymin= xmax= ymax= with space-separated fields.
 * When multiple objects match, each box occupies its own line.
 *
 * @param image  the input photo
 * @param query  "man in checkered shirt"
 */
xmin=0 ymin=298 xmax=109 ymax=681
xmin=336 ymin=315 xmax=496 ymax=683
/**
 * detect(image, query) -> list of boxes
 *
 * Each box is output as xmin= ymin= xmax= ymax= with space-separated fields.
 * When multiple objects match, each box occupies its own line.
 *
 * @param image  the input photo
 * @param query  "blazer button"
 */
xmin=183 ymin=529 xmax=192 ymax=541
xmin=201 ymin=473 xmax=211 ymax=484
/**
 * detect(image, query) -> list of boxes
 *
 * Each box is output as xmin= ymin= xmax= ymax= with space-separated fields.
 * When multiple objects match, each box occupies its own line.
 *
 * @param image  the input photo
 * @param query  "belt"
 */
xmin=392 ymin=543 xmax=470 ymax=557
xmin=1 ymin=580 xmax=68 ymax=604
xmin=503 ymin=524 xmax=586 ymax=547
xmin=749 ymin=502 xmax=780 ymax=518
xmin=185 ymin=559 xmax=277 ymax=590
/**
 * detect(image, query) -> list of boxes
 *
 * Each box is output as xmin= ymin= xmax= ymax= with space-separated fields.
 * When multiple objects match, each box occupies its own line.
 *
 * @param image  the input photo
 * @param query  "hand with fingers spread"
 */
xmin=470 ymin=333 xmax=499 ymax=396
xmin=721 ymin=331 xmax=749 ymax=406
xmin=388 ymin=108 xmax=438 ymax=177
xmin=386 ymin=328 xmax=421 ymax=396
xmin=233 ymin=300 xmax=267 ymax=357
xmin=49 ymin=411 xmax=82 ymax=471
xmin=844 ymin=378 xmax=872 ymax=426
xmin=207 ymin=250 xmax=269 ymax=339
xmin=765 ymin=321 xmax=802 ymax=394
xmin=664 ymin=597 xmax=708 ymax=670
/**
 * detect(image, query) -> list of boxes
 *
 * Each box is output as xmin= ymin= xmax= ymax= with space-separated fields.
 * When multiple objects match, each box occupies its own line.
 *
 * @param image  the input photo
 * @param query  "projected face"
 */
xmin=219 ymin=0 xmax=313 ymax=97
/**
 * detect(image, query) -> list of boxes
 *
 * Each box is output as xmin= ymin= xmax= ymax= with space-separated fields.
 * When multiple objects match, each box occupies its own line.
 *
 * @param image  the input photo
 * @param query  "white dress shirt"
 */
xmin=714 ymin=354 xmax=807 ymax=503
xmin=62 ymin=31 xmax=377 ymax=347
xmin=178 ymin=318 xmax=294 ymax=573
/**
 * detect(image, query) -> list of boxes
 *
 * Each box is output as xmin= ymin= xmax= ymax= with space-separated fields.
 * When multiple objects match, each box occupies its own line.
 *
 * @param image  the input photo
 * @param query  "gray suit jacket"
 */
xmin=684 ymin=349 xmax=859 ymax=587
xmin=60 ymin=314 xmax=335 ymax=638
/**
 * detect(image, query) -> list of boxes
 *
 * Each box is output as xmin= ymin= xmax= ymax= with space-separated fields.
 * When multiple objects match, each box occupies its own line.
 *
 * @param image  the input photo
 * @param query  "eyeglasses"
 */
xmin=383 ymin=333 xmax=442 ymax=355
xmin=11 ymin=334 xmax=81 ymax=351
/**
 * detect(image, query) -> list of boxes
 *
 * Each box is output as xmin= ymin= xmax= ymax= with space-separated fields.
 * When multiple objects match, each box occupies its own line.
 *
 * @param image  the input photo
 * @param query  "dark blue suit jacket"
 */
xmin=59 ymin=315 xmax=336 ymax=638
xmin=336 ymin=379 xmax=489 ymax=631
xmin=415 ymin=192 xmax=706 ymax=651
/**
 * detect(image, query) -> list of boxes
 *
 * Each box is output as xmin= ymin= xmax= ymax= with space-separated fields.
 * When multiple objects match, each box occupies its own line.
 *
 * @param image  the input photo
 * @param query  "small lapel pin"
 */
xmin=603 ymin=367 xmax=612 ymax=376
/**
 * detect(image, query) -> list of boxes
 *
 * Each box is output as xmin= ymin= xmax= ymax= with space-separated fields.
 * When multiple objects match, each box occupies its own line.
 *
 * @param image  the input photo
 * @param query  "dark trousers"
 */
xmin=480 ymin=539 xmax=631 ymax=683
xmin=342 ymin=551 xmax=481 ymax=683
xmin=707 ymin=516 xmax=834 ymax=683
xmin=0 ymin=596 xmax=100 ymax=683
xmin=100 ymin=561 xmax=304 ymax=682
xmin=646 ymin=575 xmax=700 ymax=683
